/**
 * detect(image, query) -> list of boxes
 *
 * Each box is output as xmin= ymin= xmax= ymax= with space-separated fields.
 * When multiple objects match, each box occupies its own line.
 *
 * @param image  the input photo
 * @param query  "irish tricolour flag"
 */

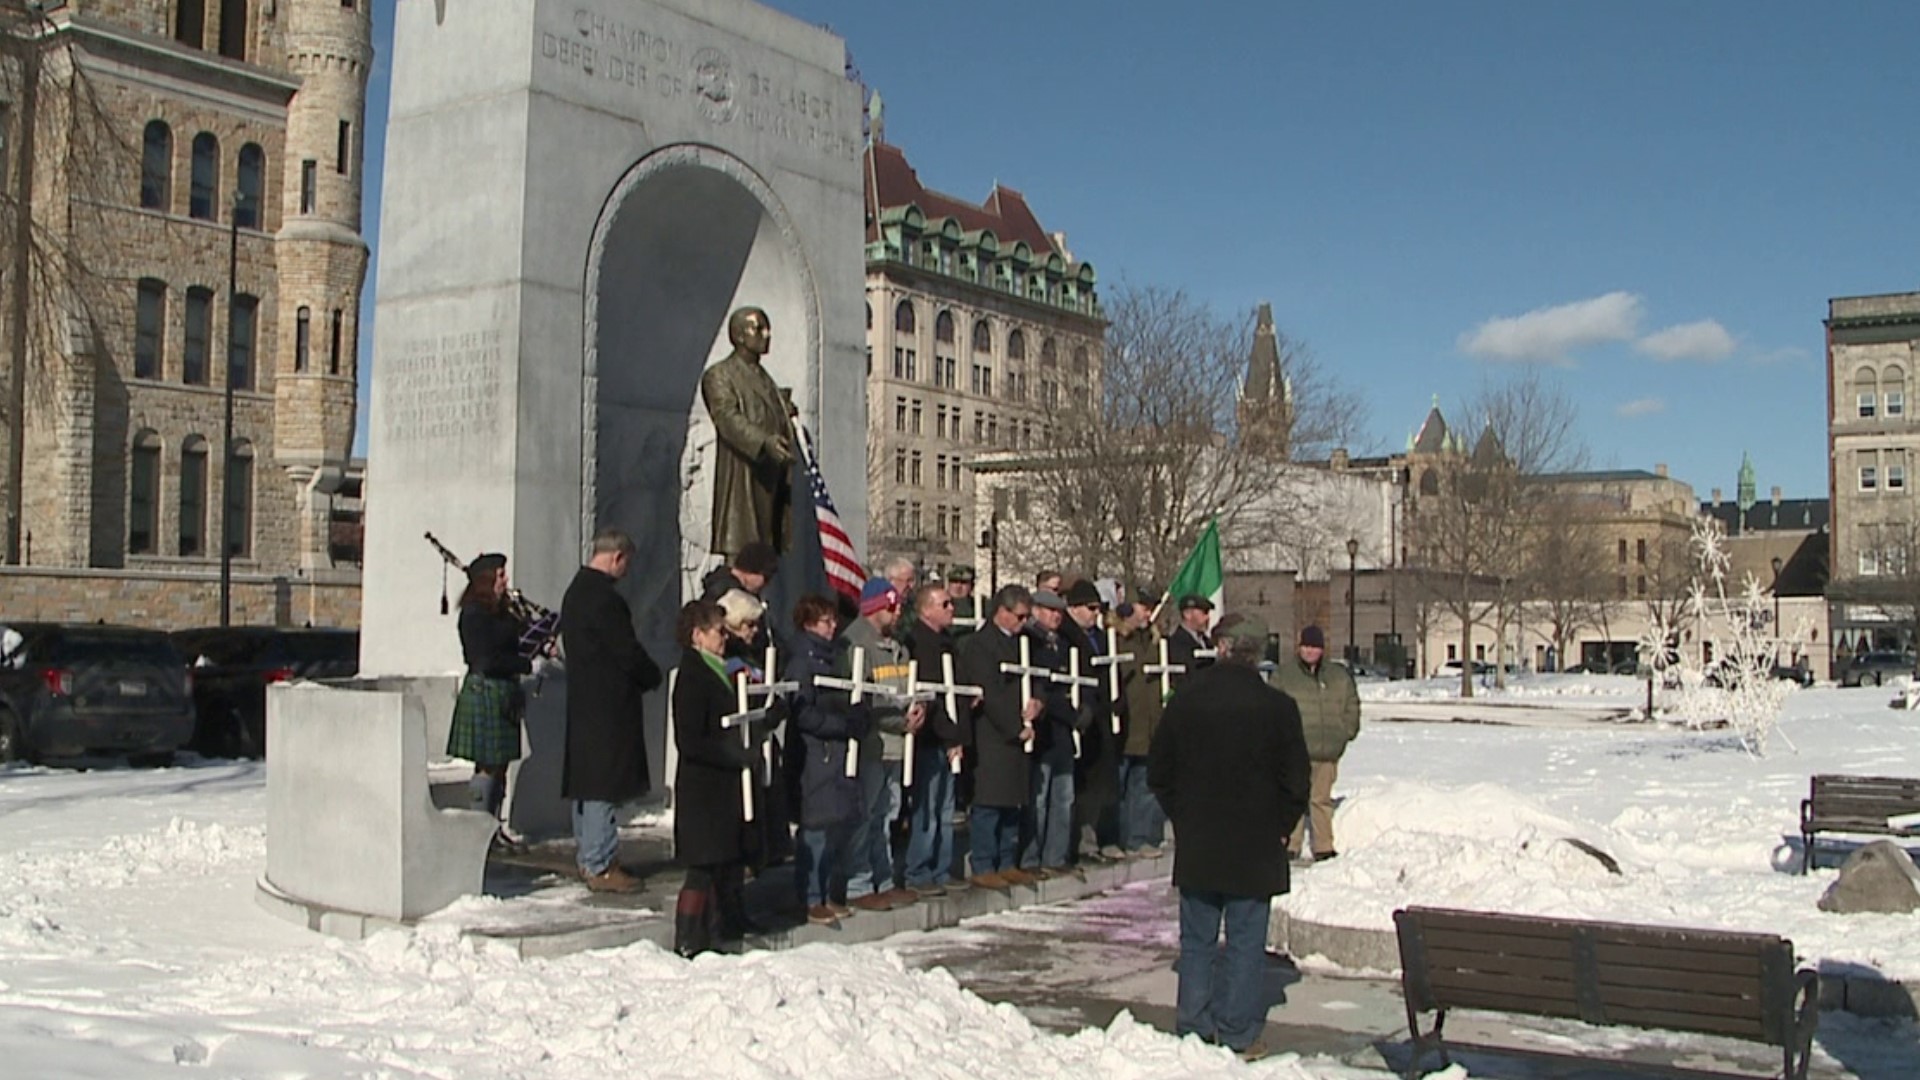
xmin=1165 ymin=518 xmax=1224 ymax=627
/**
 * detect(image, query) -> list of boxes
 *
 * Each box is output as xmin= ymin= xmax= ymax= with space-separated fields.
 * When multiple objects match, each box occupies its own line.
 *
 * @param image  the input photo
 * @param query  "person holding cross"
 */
xmin=958 ymin=584 xmax=1045 ymax=889
xmin=903 ymin=581 xmax=968 ymax=895
xmin=1148 ymin=614 xmax=1312 ymax=1061
xmin=1060 ymin=579 xmax=1121 ymax=865
xmin=785 ymin=594 xmax=869 ymax=924
xmin=1115 ymin=601 xmax=1168 ymax=856
xmin=1020 ymin=588 xmax=1089 ymax=877
xmin=670 ymin=598 xmax=768 ymax=957
xmin=841 ymin=578 xmax=925 ymax=912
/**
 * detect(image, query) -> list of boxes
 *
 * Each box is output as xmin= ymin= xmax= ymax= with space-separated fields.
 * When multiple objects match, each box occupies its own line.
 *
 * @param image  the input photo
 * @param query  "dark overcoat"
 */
xmin=671 ymin=648 xmax=757 ymax=867
xmin=1148 ymin=661 xmax=1311 ymax=899
xmin=957 ymin=625 xmax=1034 ymax=808
xmin=1061 ymin=618 xmax=1119 ymax=820
xmin=559 ymin=566 xmax=663 ymax=803
xmin=783 ymin=629 xmax=866 ymax=829
xmin=1026 ymin=625 xmax=1086 ymax=769
xmin=1165 ymin=624 xmax=1215 ymax=693
xmin=906 ymin=619 xmax=964 ymax=747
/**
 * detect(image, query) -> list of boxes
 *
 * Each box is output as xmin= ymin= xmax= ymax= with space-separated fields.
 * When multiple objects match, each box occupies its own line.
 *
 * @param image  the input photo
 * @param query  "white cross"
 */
xmin=1051 ymin=647 xmax=1099 ymax=757
xmin=1142 ymin=637 xmax=1187 ymax=699
xmin=810 ymin=645 xmax=895 ymax=779
xmin=1000 ymin=634 xmax=1051 ymax=753
xmin=1089 ymin=627 xmax=1135 ymax=734
xmin=950 ymin=613 xmax=986 ymax=631
xmin=721 ymin=670 xmax=775 ymax=823
xmin=908 ymin=653 xmax=981 ymax=782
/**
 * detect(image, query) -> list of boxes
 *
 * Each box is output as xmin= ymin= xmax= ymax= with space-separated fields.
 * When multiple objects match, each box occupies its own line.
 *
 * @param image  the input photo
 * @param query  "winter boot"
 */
xmin=673 ymin=888 xmax=712 ymax=958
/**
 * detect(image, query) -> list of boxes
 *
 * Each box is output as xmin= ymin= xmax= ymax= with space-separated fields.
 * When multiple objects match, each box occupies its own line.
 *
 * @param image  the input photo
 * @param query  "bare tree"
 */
xmin=1411 ymin=370 xmax=1587 ymax=696
xmin=1521 ymin=492 xmax=1617 ymax=671
xmin=1001 ymin=283 xmax=1370 ymax=593
xmin=1 ymin=5 xmax=130 ymax=564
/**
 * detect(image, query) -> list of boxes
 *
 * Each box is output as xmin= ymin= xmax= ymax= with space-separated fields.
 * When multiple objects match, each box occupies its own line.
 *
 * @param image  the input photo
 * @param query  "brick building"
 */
xmin=862 ymin=132 xmax=1104 ymax=578
xmin=0 ymin=0 xmax=365 ymax=628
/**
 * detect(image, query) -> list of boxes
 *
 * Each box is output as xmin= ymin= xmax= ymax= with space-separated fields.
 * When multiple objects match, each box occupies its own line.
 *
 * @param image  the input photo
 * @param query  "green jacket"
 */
xmin=1269 ymin=654 xmax=1360 ymax=762
xmin=1119 ymin=624 xmax=1165 ymax=757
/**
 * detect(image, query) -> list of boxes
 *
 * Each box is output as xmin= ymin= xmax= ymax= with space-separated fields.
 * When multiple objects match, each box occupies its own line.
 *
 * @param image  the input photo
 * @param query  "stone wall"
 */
xmin=0 ymin=565 xmax=359 ymax=629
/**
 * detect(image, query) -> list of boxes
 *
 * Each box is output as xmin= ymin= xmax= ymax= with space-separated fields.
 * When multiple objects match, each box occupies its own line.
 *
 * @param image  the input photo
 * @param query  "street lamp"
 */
xmin=981 ymin=511 xmax=1001 ymax=595
xmin=1771 ymin=555 xmax=1784 ymax=665
xmin=1346 ymin=536 xmax=1359 ymax=664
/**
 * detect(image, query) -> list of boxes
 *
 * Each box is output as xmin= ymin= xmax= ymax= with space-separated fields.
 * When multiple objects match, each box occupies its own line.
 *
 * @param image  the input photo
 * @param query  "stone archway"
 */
xmin=582 ymin=144 xmax=821 ymax=656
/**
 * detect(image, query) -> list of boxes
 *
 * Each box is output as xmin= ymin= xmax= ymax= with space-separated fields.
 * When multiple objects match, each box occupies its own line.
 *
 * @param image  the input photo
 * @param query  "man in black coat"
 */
xmin=1149 ymin=614 xmax=1310 ymax=1061
xmin=1165 ymin=594 xmax=1216 ymax=690
xmin=1060 ymin=579 xmax=1119 ymax=863
xmin=560 ymin=527 xmax=663 ymax=893
xmin=956 ymin=584 xmax=1043 ymax=889
xmin=903 ymin=582 xmax=964 ymax=895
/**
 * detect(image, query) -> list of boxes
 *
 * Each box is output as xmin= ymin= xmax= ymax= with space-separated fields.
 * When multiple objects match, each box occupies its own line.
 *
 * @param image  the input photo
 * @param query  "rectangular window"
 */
xmin=179 ymin=448 xmax=206 ymax=557
xmin=183 ymin=288 xmax=211 ymax=384
xmin=909 ymin=451 xmax=922 ymax=486
xmin=227 ymin=294 xmax=257 ymax=391
xmin=892 ymin=348 xmax=904 ymax=379
xmin=218 ymin=0 xmax=248 ymax=60
xmin=1860 ymin=391 xmax=1877 ymax=419
xmin=910 ymin=400 xmax=922 ymax=435
xmin=300 ymin=159 xmax=317 ymax=214
xmin=175 ymin=0 xmax=205 ymax=48
xmin=894 ymin=449 xmax=905 ymax=484
xmin=1862 ymin=466 xmax=1879 ymax=491
xmin=1636 ymin=538 xmax=1646 ymax=565
xmin=894 ymin=397 xmax=905 ymax=431
xmin=329 ymin=309 xmax=343 ymax=374
xmin=909 ymin=500 xmax=922 ymax=537
xmin=892 ymin=500 xmax=905 ymax=534
xmin=1636 ymin=575 xmax=1646 ymax=596
xmin=1616 ymin=575 xmax=1628 ymax=598
xmin=905 ymin=349 xmax=917 ymax=381
xmin=295 ymin=307 xmax=311 ymax=372
xmin=337 ymin=120 xmax=351 ymax=175
xmin=224 ymin=452 xmax=253 ymax=557
xmin=1617 ymin=538 xmax=1627 ymax=564
xmin=1890 ymin=391 xmax=1906 ymax=418
xmin=134 ymin=281 xmax=165 ymax=379
xmin=973 ymin=413 xmax=984 ymax=442
xmin=129 ymin=444 xmax=159 ymax=554
xmin=1861 ymin=549 xmax=1880 ymax=576
xmin=935 ymin=406 xmax=947 ymax=440
xmin=1892 ymin=464 xmax=1908 ymax=491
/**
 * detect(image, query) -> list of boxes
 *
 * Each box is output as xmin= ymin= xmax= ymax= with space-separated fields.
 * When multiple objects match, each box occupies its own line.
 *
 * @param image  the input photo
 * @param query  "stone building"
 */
xmin=862 ymin=134 xmax=1103 ymax=578
xmin=0 ymin=0 xmax=365 ymax=628
xmin=1825 ymin=290 xmax=1920 ymax=656
xmin=1700 ymin=453 xmax=1830 ymax=677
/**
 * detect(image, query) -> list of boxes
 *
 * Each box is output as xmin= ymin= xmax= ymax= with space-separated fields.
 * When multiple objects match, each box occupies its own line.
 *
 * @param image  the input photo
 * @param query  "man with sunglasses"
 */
xmin=957 ymin=584 xmax=1045 ymax=888
xmin=902 ymin=582 xmax=965 ymax=894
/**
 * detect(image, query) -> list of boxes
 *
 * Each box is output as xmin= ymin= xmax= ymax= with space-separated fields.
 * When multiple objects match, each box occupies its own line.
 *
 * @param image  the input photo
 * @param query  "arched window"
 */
xmin=183 ymin=286 xmax=213 ymax=384
xmin=227 ymin=293 xmax=257 ymax=390
xmin=894 ymin=300 xmax=916 ymax=335
xmin=1040 ymin=339 xmax=1057 ymax=369
xmin=1885 ymin=365 xmax=1907 ymax=419
xmin=1008 ymin=329 xmax=1026 ymax=361
xmin=234 ymin=143 xmax=264 ymax=229
xmin=224 ymin=439 xmax=254 ymax=558
xmin=935 ymin=310 xmax=955 ymax=345
xmin=1419 ymin=469 xmax=1440 ymax=497
xmin=134 ymin=279 xmax=166 ymax=379
xmin=189 ymin=132 xmax=219 ymax=221
xmin=140 ymin=121 xmax=172 ymax=211
xmin=972 ymin=320 xmax=992 ymax=353
xmin=179 ymin=435 xmax=209 ymax=557
xmin=1072 ymin=346 xmax=1090 ymax=377
xmin=1856 ymin=365 xmax=1879 ymax=419
xmin=129 ymin=430 xmax=162 ymax=555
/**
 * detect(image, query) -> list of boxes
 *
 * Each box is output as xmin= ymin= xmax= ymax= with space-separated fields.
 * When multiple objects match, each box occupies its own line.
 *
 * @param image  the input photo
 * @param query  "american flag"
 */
xmin=800 ymin=427 xmax=865 ymax=601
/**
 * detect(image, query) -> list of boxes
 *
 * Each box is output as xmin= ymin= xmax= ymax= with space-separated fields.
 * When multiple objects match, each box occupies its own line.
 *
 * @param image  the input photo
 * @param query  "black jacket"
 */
xmin=905 ymin=618 xmax=964 ymax=747
xmin=783 ymin=629 xmax=867 ymax=829
xmin=1061 ymin=618 xmax=1120 ymax=811
xmin=1165 ymin=624 xmax=1215 ymax=691
xmin=671 ymin=648 xmax=759 ymax=866
xmin=957 ymin=625 xmax=1034 ymax=808
xmin=1148 ymin=661 xmax=1311 ymax=898
xmin=459 ymin=603 xmax=531 ymax=680
xmin=559 ymin=566 xmax=663 ymax=803
xmin=1026 ymin=624 xmax=1087 ymax=769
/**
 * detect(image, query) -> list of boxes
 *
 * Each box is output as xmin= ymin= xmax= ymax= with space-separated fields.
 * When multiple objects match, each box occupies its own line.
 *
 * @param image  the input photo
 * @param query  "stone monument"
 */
xmin=360 ymin=0 xmax=865 ymax=781
xmin=260 ymin=0 xmax=865 ymax=934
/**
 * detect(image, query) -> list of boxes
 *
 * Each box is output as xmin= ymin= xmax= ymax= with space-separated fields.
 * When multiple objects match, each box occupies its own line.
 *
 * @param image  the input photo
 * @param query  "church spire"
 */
xmin=1237 ymin=303 xmax=1292 ymax=456
xmin=1736 ymin=451 xmax=1757 ymax=514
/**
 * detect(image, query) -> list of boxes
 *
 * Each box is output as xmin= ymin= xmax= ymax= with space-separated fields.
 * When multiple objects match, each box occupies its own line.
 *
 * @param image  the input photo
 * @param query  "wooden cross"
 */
xmin=1050 ymin=647 xmax=1099 ymax=757
xmin=908 ymin=653 xmax=981 ymax=782
xmin=1088 ymin=626 xmax=1135 ymax=734
xmin=810 ymin=645 xmax=895 ymax=778
xmin=1142 ymin=637 xmax=1187 ymax=699
xmin=1000 ymin=634 xmax=1051 ymax=753
xmin=720 ymin=670 xmax=775 ymax=822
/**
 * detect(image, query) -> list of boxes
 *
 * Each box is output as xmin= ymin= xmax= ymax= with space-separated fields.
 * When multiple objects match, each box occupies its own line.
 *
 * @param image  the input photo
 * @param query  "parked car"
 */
xmin=172 ymin=627 xmax=360 ymax=757
xmin=0 ymin=623 xmax=195 ymax=765
xmin=1839 ymin=651 xmax=1917 ymax=688
xmin=1437 ymin=659 xmax=1491 ymax=677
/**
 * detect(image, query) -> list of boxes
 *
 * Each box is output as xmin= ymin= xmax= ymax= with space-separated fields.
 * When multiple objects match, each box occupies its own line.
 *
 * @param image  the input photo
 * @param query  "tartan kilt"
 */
xmin=447 ymin=673 xmax=524 ymax=765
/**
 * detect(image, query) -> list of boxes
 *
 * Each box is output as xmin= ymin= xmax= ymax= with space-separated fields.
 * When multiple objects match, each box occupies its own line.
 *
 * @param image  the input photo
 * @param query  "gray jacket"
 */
xmin=842 ymin=616 xmax=914 ymax=761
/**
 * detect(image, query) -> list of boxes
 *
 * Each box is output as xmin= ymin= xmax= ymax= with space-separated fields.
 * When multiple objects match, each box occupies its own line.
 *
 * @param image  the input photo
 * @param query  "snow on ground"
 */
xmin=1284 ymin=679 xmax=1920 ymax=980
xmin=2 ymin=674 xmax=1916 ymax=1077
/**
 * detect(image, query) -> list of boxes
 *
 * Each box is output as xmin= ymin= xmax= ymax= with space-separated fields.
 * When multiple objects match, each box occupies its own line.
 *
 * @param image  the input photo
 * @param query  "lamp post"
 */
xmin=982 ymin=511 xmax=1001 ymax=595
xmin=218 ymin=189 xmax=245 ymax=627
xmin=1346 ymin=536 xmax=1359 ymax=664
xmin=1770 ymin=555 xmax=1784 ymax=665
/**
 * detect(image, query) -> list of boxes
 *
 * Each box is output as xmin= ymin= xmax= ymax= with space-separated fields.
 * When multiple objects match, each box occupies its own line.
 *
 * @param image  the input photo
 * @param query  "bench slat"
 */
xmin=1427 ymin=968 xmax=1578 ymax=1002
xmin=1598 ymin=983 xmax=1768 ymax=1021
xmin=1409 ymin=908 xmax=1778 ymax=955
xmin=1422 ymin=987 xmax=1587 ymax=1022
xmin=1601 ymin=1004 xmax=1771 ymax=1041
xmin=1591 ymin=963 xmax=1773 ymax=997
xmin=1419 ymin=929 xmax=1580 ymax=959
xmin=1424 ymin=947 xmax=1575 ymax=981
xmin=1591 ymin=943 xmax=1765 ymax=978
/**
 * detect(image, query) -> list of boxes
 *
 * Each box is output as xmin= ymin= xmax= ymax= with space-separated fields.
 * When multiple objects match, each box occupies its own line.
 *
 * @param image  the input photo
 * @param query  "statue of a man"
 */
xmin=699 ymin=306 xmax=796 ymax=558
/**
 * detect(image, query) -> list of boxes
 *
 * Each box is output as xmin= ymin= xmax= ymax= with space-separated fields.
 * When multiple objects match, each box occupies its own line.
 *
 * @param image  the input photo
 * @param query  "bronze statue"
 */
xmin=700 ymin=307 xmax=795 ymax=558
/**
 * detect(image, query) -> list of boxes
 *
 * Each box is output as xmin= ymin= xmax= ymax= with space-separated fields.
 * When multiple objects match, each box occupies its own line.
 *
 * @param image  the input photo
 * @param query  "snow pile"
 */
xmin=0 ymin=818 xmax=261 ymax=947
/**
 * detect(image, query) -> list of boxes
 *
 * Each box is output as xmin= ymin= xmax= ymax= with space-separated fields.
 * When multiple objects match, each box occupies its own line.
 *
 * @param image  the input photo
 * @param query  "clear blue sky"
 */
xmin=359 ymin=1 xmax=1920 ymax=499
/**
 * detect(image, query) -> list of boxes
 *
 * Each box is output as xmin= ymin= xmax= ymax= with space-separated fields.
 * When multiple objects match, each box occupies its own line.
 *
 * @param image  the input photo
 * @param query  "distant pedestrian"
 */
xmin=1149 ymin=615 xmax=1310 ymax=1061
xmin=559 ymin=528 xmax=662 ymax=895
xmin=446 ymin=552 xmax=532 ymax=853
xmin=1271 ymin=625 xmax=1360 ymax=863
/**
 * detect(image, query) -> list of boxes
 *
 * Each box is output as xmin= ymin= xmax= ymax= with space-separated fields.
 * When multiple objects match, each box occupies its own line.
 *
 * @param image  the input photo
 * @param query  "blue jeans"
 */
xmin=1020 ymin=758 xmax=1075 ymax=869
xmin=572 ymin=799 xmax=619 ymax=876
xmin=795 ymin=824 xmax=853 ymax=907
xmin=969 ymin=803 xmax=1021 ymax=874
xmin=1118 ymin=756 xmax=1165 ymax=850
xmin=847 ymin=755 xmax=902 ymax=899
xmin=905 ymin=742 xmax=957 ymax=887
xmin=1176 ymin=890 xmax=1273 ymax=1052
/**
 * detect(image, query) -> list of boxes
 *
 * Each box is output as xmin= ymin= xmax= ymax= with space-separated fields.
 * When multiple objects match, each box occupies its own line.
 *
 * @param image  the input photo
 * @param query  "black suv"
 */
xmin=0 ymin=623 xmax=195 ymax=765
xmin=172 ymin=627 xmax=360 ymax=757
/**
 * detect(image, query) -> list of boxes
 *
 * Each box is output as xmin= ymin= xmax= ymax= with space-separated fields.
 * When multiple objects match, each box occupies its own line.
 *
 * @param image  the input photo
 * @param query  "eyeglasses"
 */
xmin=938 ymin=599 xmax=954 ymax=608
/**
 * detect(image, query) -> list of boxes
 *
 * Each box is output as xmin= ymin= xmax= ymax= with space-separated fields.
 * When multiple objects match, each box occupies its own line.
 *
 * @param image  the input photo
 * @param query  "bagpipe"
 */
xmin=425 ymin=531 xmax=562 ymax=660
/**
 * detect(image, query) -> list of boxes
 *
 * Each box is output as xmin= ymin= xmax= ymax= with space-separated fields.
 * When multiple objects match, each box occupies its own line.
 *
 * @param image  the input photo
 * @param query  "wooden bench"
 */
xmin=1393 ymin=906 xmax=1818 ymax=1080
xmin=1800 ymin=774 xmax=1920 ymax=874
